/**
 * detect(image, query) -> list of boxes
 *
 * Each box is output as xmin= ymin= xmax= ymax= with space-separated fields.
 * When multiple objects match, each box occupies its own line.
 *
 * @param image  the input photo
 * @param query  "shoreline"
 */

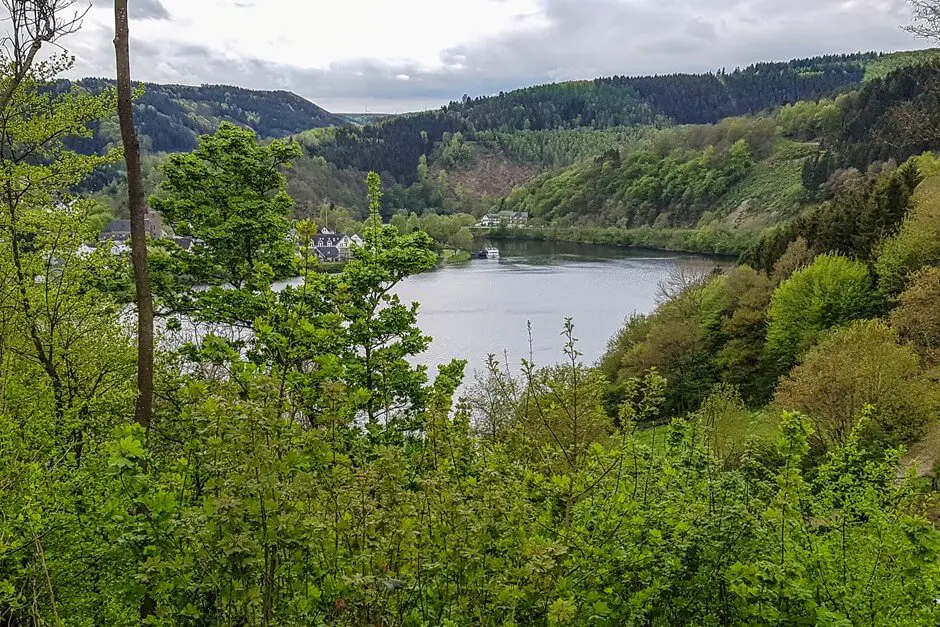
xmin=471 ymin=226 xmax=750 ymax=260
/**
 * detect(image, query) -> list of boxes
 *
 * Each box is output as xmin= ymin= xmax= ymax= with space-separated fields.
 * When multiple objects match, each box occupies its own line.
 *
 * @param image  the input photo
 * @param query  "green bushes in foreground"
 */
xmin=1 ymin=66 xmax=938 ymax=624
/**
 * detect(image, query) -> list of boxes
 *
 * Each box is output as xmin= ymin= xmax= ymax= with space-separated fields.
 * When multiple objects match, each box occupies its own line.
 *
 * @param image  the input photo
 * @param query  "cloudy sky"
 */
xmin=62 ymin=0 xmax=925 ymax=113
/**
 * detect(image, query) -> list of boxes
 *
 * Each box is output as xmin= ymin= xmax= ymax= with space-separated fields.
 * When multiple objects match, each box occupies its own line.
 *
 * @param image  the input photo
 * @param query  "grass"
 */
xmin=715 ymin=140 xmax=814 ymax=221
xmin=440 ymin=248 xmax=472 ymax=264
xmin=630 ymin=409 xmax=780 ymax=459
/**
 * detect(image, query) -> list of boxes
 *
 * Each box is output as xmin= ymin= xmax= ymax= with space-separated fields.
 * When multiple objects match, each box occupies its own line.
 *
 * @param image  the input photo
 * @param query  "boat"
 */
xmin=473 ymin=246 xmax=501 ymax=259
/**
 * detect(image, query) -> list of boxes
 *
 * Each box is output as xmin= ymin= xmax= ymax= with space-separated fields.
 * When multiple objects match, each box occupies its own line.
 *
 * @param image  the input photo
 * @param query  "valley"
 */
xmin=2 ymin=2 xmax=940 ymax=621
xmin=82 ymin=48 xmax=940 ymax=261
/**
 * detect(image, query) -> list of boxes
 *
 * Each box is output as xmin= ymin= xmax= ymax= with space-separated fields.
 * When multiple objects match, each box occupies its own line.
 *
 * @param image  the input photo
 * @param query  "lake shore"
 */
xmin=471 ymin=224 xmax=752 ymax=258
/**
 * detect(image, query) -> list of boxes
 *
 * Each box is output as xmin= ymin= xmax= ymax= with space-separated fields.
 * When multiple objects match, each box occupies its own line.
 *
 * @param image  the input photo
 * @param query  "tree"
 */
xmin=875 ymin=175 xmax=940 ymax=298
xmin=775 ymin=320 xmax=938 ymax=448
xmin=765 ymin=254 xmax=874 ymax=375
xmin=151 ymin=123 xmax=302 ymax=296
xmin=0 ymin=54 xmax=117 ymax=422
xmin=905 ymin=0 xmax=940 ymax=42
xmin=113 ymin=0 xmax=153 ymax=431
xmin=0 ymin=42 xmax=141 ymax=625
xmin=890 ymin=266 xmax=940 ymax=368
xmin=0 ymin=0 xmax=89 ymax=111
xmin=341 ymin=172 xmax=438 ymax=427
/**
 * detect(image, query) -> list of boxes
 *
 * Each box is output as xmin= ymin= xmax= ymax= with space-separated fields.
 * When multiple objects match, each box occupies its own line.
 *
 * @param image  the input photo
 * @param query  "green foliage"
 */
xmin=765 ymin=254 xmax=874 ymax=375
xmin=503 ymin=136 xmax=756 ymax=229
xmin=475 ymin=126 xmax=653 ymax=168
xmin=4 ymin=57 xmax=940 ymax=626
xmin=391 ymin=211 xmax=477 ymax=251
xmin=745 ymin=157 xmax=923 ymax=271
xmin=777 ymin=98 xmax=844 ymax=139
xmin=64 ymin=78 xmax=345 ymax=156
xmin=890 ymin=266 xmax=940 ymax=368
xmin=875 ymin=174 xmax=940 ymax=298
xmin=151 ymin=123 xmax=302 ymax=295
xmin=602 ymin=264 xmax=778 ymax=414
xmin=490 ymin=222 xmax=759 ymax=255
xmin=830 ymin=63 xmax=940 ymax=168
xmin=309 ymin=52 xmax=881 ymax=185
xmin=286 ymin=154 xmax=370 ymax=216
xmin=695 ymin=385 xmax=779 ymax=461
xmin=433 ymin=131 xmax=474 ymax=169
xmin=775 ymin=320 xmax=939 ymax=449
xmin=863 ymin=48 xmax=940 ymax=81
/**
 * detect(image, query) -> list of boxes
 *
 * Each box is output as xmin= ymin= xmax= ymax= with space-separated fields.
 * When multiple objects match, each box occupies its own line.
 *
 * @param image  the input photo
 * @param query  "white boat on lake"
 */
xmin=484 ymin=246 xmax=500 ymax=259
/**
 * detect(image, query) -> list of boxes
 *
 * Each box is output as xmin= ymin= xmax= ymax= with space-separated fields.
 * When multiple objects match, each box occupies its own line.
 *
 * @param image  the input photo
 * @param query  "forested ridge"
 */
xmin=1 ymin=9 xmax=940 ymax=622
xmin=302 ymin=50 xmax=913 ymax=183
xmin=76 ymin=47 xmax=940 ymax=246
xmin=71 ymin=49 xmax=929 ymax=190
xmin=61 ymin=78 xmax=346 ymax=155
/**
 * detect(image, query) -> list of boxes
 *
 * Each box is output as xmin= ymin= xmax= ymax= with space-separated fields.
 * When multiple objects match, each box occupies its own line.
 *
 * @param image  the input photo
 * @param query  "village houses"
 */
xmin=476 ymin=210 xmax=529 ymax=228
xmin=309 ymin=227 xmax=365 ymax=262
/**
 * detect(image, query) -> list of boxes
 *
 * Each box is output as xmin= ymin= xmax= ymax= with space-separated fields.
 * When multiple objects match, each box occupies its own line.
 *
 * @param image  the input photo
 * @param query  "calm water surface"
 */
xmin=394 ymin=240 xmax=727 ymax=378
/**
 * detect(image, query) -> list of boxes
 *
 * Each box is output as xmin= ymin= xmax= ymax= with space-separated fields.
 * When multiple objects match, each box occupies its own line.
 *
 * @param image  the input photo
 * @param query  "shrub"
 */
xmin=890 ymin=266 xmax=940 ymax=368
xmin=876 ymin=175 xmax=940 ymax=298
xmin=765 ymin=254 xmax=873 ymax=375
xmin=774 ymin=320 xmax=938 ymax=449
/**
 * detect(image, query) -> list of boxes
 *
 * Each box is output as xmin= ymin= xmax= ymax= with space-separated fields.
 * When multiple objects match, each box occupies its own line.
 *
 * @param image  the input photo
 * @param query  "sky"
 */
xmin=59 ymin=0 xmax=927 ymax=113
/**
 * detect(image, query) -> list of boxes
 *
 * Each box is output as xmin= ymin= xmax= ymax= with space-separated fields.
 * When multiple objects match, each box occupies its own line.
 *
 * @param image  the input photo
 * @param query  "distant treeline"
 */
xmin=59 ymin=79 xmax=345 ymax=156
xmin=601 ymin=54 xmax=876 ymax=124
xmin=305 ymin=52 xmax=885 ymax=183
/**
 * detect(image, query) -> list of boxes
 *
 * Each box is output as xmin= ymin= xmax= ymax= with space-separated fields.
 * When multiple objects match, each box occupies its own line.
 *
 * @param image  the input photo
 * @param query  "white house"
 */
xmin=309 ymin=227 xmax=364 ymax=262
xmin=476 ymin=211 xmax=529 ymax=228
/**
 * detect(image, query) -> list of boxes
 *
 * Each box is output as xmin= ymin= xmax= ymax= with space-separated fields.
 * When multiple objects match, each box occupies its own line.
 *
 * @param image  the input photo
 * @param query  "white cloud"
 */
xmin=52 ymin=0 xmax=928 ymax=112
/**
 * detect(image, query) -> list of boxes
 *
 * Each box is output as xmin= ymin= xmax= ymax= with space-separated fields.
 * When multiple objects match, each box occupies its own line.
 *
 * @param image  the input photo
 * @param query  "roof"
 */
xmin=314 ymin=245 xmax=340 ymax=260
xmin=314 ymin=234 xmax=343 ymax=246
xmin=99 ymin=232 xmax=130 ymax=243
xmin=103 ymin=219 xmax=131 ymax=233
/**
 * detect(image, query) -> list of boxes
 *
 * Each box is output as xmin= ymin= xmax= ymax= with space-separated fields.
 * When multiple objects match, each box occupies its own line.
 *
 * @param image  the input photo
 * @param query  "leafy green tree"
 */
xmin=151 ymin=122 xmax=303 ymax=291
xmin=775 ymin=320 xmax=938 ymax=448
xmin=0 ymin=54 xmax=140 ymax=625
xmin=890 ymin=266 xmax=940 ymax=368
xmin=875 ymin=174 xmax=940 ymax=298
xmin=0 ymin=55 xmax=121 ymax=421
xmin=765 ymin=254 xmax=874 ymax=375
xmin=338 ymin=172 xmax=439 ymax=429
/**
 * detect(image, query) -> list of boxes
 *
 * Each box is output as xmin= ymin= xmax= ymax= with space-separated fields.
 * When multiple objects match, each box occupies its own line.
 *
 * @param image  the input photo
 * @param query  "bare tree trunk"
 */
xmin=113 ymin=0 xmax=154 ymax=433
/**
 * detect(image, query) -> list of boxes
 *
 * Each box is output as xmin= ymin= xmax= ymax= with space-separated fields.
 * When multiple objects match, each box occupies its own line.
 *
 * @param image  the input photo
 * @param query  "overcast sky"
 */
xmin=61 ymin=0 xmax=925 ymax=113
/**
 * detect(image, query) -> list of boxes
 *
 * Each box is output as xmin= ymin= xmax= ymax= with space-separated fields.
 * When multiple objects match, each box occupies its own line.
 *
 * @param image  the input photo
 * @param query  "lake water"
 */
xmin=393 ymin=240 xmax=728 ymax=379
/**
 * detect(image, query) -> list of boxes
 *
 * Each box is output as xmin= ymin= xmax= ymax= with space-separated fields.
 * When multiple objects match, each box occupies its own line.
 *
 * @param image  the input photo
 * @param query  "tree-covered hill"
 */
xmin=305 ymin=50 xmax=932 ymax=183
xmin=455 ymin=54 xmax=940 ymax=257
xmin=806 ymin=62 xmax=940 ymax=172
xmin=61 ymin=79 xmax=348 ymax=155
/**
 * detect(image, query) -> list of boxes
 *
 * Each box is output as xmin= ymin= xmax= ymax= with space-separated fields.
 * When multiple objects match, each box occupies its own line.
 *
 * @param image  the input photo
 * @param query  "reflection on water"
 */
xmin=392 ymin=239 xmax=729 ymax=378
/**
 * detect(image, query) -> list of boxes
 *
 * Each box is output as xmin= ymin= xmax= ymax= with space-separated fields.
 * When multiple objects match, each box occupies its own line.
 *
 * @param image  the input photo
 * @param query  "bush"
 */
xmin=765 ymin=254 xmax=874 ymax=375
xmin=774 ymin=320 xmax=938 ymax=449
xmin=876 ymin=175 xmax=940 ymax=298
xmin=890 ymin=266 xmax=940 ymax=368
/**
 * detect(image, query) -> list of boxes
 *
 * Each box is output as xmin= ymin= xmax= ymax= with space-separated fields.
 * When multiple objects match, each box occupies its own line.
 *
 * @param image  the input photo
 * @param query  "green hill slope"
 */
xmin=307 ymin=50 xmax=934 ymax=184
xmin=63 ymin=79 xmax=347 ymax=156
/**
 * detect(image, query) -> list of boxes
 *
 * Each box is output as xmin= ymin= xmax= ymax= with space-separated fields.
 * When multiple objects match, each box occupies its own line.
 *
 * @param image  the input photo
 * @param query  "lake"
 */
xmin=393 ymin=240 xmax=728 ymax=379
